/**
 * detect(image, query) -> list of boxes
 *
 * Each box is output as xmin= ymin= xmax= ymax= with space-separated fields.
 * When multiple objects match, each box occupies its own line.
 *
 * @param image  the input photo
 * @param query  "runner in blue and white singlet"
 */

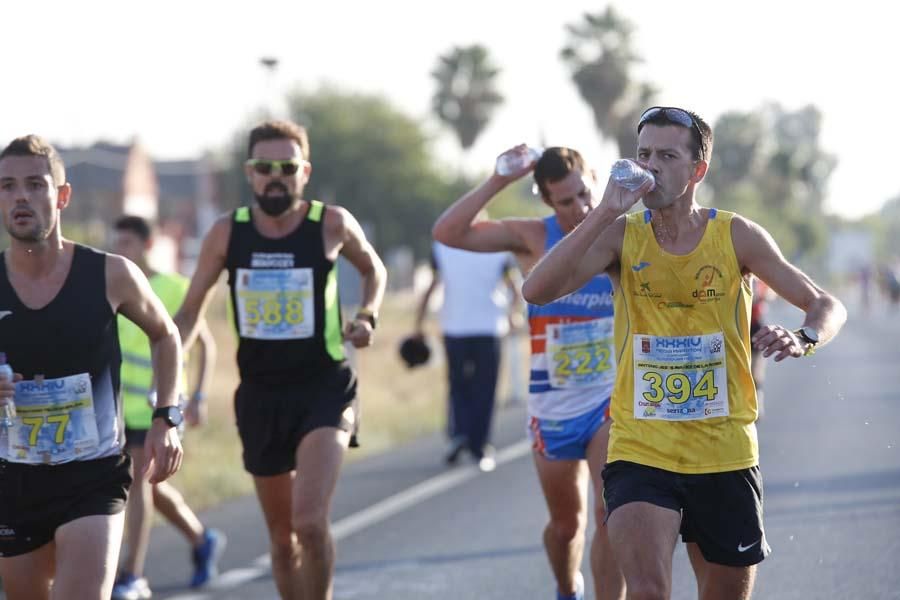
xmin=527 ymin=215 xmax=616 ymax=460
xmin=433 ymin=146 xmax=626 ymax=599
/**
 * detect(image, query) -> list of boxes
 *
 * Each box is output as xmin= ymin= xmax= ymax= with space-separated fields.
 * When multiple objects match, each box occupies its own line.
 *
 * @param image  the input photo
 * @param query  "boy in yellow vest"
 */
xmin=524 ymin=107 xmax=847 ymax=599
xmin=111 ymin=216 xmax=224 ymax=599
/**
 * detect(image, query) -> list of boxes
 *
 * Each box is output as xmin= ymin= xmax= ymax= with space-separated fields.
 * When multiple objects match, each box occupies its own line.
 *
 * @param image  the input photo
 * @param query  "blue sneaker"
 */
xmin=111 ymin=573 xmax=152 ymax=600
xmin=556 ymin=571 xmax=584 ymax=600
xmin=190 ymin=528 xmax=227 ymax=588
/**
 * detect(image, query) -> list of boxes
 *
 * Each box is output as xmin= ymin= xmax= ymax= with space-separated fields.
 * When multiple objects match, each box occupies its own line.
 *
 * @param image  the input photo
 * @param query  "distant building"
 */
xmin=58 ymin=141 xmax=219 ymax=273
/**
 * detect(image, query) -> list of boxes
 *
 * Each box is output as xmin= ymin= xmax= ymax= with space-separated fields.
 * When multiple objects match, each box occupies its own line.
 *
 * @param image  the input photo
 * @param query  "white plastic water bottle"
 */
xmin=0 ymin=352 xmax=16 ymax=427
xmin=610 ymin=159 xmax=655 ymax=191
xmin=496 ymin=147 xmax=543 ymax=176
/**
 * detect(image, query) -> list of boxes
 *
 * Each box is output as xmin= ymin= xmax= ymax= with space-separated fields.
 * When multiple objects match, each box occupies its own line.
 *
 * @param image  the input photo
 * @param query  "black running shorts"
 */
xmin=602 ymin=460 xmax=771 ymax=567
xmin=0 ymin=453 xmax=132 ymax=557
xmin=234 ymin=365 xmax=357 ymax=477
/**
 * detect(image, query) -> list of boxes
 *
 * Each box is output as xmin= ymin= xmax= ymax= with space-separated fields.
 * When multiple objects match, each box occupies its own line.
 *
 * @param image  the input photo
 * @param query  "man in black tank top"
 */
xmin=175 ymin=120 xmax=387 ymax=600
xmin=0 ymin=136 xmax=185 ymax=600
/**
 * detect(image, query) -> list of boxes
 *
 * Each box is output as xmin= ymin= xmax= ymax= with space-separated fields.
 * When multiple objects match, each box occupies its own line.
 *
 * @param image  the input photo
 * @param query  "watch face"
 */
xmin=169 ymin=406 xmax=184 ymax=426
xmin=801 ymin=327 xmax=819 ymax=344
xmin=155 ymin=405 xmax=184 ymax=427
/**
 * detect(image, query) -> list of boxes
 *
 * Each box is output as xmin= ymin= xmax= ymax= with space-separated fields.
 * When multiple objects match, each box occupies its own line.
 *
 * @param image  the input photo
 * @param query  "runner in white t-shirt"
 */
xmin=414 ymin=241 xmax=520 ymax=471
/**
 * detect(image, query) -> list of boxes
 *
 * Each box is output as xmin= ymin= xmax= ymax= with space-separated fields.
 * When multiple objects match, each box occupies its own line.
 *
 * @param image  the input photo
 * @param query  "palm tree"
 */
xmin=431 ymin=45 xmax=504 ymax=151
xmin=560 ymin=9 xmax=654 ymax=157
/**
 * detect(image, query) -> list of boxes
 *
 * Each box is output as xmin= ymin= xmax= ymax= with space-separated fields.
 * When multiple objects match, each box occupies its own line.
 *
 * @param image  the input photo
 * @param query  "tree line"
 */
xmin=213 ymin=8 xmax=867 ymax=264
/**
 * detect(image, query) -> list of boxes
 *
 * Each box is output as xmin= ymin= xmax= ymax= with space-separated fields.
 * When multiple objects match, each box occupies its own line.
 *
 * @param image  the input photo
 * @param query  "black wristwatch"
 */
xmin=152 ymin=405 xmax=184 ymax=428
xmin=355 ymin=309 xmax=377 ymax=330
xmin=794 ymin=326 xmax=819 ymax=356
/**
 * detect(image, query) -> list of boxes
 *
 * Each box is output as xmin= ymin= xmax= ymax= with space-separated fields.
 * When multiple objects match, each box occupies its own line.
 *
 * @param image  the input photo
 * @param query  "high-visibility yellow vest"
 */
xmin=119 ymin=272 xmax=189 ymax=429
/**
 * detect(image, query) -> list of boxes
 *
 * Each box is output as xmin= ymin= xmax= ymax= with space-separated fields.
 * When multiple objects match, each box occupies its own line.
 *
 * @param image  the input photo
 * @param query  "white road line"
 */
xmin=167 ymin=439 xmax=532 ymax=599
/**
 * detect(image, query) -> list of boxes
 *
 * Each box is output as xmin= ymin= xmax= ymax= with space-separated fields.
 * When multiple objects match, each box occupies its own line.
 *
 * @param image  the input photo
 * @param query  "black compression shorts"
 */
xmin=602 ymin=460 xmax=771 ymax=567
xmin=0 ymin=453 xmax=132 ymax=557
xmin=234 ymin=365 xmax=357 ymax=476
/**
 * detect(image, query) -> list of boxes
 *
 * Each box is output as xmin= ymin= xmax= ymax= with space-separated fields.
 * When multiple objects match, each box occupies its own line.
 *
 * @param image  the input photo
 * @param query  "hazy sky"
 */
xmin=3 ymin=1 xmax=896 ymax=219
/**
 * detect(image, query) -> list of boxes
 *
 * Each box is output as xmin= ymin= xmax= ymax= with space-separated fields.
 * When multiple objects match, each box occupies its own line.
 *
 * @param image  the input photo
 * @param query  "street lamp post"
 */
xmin=259 ymin=56 xmax=280 ymax=118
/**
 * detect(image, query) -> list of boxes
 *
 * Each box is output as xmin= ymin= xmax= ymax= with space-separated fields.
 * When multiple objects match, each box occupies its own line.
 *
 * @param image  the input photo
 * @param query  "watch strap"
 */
xmin=152 ymin=405 xmax=182 ymax=427
xmin=793 ymin=329 xmax=817 ymax=357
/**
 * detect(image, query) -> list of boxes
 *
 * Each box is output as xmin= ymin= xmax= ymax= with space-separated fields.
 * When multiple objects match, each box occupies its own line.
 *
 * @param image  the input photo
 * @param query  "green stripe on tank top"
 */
xmin=235 ymin=206 xmax=251 ymax=222
xmin=323 ymin=263 xmax=345 ymax=361
xmin=308 ymin=200 xmax=324 ymax=223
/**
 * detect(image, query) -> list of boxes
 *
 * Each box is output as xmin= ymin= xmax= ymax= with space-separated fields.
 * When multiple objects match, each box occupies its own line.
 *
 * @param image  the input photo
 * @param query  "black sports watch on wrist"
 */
xmin=152 ymin=405 xmax=184 ymax=428
xmin=794 ymin=326 xmax=819 ymax=356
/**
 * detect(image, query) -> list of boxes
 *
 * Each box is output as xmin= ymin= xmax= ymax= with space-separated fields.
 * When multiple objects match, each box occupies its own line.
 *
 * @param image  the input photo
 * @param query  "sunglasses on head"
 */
xmin=638 ymin=106 xmax=705 ymax=157
xmin=638 ymin=106 xmax=701 ymax=136
xmin=245 ymin=159 xmax=304 ymax=176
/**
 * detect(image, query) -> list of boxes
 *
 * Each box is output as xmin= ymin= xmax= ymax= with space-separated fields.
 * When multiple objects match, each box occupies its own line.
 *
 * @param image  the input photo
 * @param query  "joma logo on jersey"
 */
xmin=632 ymin=262 xmax=651 ymax=272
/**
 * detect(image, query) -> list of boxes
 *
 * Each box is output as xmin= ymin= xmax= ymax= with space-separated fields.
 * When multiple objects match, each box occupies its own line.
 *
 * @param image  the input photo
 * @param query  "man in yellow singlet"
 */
xmin=522 ymin=107 xmax=847 ymax=600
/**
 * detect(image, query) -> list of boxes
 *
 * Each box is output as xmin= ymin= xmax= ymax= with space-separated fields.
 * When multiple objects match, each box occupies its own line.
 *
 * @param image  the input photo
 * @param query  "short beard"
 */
xmin=255 ymin=181 xmax=298 ymax=217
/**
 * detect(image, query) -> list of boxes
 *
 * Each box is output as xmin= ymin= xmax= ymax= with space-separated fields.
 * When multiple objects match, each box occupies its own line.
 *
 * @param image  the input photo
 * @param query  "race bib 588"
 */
xmin=236 ymin=268 xmax=314 ymax=340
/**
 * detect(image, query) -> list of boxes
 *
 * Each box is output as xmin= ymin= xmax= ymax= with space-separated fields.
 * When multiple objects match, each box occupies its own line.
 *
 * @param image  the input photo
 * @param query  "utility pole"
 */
xmin=259 ymin=56 xmax=280 ymax=118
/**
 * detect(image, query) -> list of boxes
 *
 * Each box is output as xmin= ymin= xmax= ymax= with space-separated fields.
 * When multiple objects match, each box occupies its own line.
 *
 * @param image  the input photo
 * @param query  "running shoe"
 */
xmin=111 ymin=573 xmax=152 ymax=600
xmin=190 ymin=528 xmax=227 ymax=588
xmin=556 ymin=570 xmax=584 ymax=600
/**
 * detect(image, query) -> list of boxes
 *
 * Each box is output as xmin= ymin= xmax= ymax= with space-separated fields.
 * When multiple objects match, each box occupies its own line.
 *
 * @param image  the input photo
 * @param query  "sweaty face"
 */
xmin=112 ymin=230 xmax=147 ymax=264
xmin=543 ymin=171 xmax=597 ymax=233
xmin=246 ymin=139 xmax=310 ymax=217
xmin=636 ymin=125 xmax=702 ymax=209
xmin=0 ymin=155 xmax=61 ymax=242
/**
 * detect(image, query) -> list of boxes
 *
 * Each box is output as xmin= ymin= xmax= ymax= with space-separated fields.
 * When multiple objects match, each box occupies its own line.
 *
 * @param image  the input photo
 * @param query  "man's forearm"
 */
xmin=174 ymin=309 xmax=200 ymax=350
xmin=151 ymin=332 xmax=183 ymax=409
xmin=803 ymin=294 xmax=847 ymax=347
xmin=193 ymin=326 xmax=216 ymax=396
xmin=433 ymin=176 xmax=506 ymax=245
xmin=414 ymin=280 xmax=438 ymax=332
xmin=524 ymin=206 xmax=619 ymax=304
xmin=358 ymin=263 xmax=387 ymax=315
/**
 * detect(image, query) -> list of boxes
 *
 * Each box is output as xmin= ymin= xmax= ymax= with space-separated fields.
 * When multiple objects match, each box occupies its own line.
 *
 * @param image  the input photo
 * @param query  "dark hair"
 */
xmin=533 ymin=147 xmax=588 ymax=199
xmin=638 ymin=109 xmax=713 ymax=162
xmin=0 ymin=135 xmax=66 ymax=185
xmin=114 ymin=215 xmax=152 ymax=242
xmin=247 ymin=120 xmax=310 ymax=160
